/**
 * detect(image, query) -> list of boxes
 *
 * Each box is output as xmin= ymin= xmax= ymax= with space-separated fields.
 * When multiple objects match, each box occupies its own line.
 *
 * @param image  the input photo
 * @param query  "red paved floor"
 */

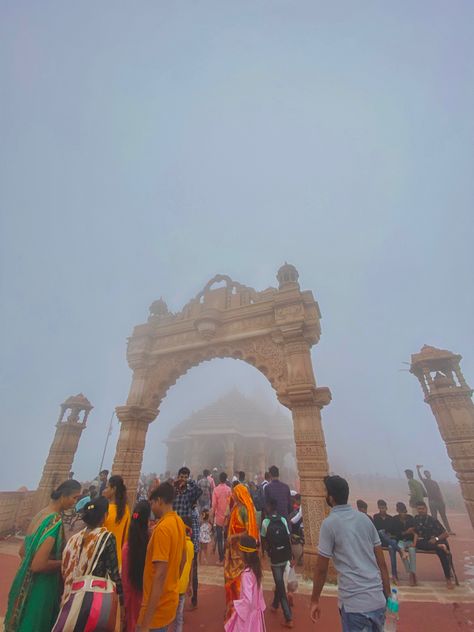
xmin=183 ymin=586 xmax=474 ymax=631
xmin=1 ymin=552 xmax=473 ymax=631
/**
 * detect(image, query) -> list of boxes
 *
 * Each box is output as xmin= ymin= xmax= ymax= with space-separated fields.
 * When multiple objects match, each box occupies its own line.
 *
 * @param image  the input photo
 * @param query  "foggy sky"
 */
xmin=1 ymin=2 xmax=473 ymax=490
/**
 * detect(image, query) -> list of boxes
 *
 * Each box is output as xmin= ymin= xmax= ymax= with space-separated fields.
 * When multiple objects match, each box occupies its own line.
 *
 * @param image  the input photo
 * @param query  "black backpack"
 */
xmin=266 ymin=515 xmax=292 ymax=564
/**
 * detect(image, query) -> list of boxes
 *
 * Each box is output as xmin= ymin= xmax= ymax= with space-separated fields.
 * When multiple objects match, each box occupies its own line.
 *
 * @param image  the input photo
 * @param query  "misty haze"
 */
xmin=1 ymin=3 xmax=473 ymax=631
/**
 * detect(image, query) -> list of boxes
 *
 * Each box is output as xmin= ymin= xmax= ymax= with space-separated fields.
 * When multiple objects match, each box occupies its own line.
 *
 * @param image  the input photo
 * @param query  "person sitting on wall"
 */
xmin=413 ymin=501 xmax=454 ymax=590
xmin=373 ymin=499 xmax=407 ymax=584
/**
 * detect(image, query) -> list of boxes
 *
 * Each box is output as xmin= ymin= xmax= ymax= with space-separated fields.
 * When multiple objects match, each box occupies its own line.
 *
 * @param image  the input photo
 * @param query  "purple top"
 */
xmin=264 ymin=479 xmax=292 ymax=519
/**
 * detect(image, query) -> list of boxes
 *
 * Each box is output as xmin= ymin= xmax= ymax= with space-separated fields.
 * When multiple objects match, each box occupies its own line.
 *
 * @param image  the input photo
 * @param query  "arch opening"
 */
xmin=142 ymin=357 xmax=296 ymax=483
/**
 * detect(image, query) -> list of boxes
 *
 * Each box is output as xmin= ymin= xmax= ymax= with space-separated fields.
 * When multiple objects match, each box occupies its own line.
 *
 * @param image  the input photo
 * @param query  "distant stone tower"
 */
xmin=410 ymin=345 xmax=474 ymax=528
xmin=31 ymin=394 xmax=92 ymax=515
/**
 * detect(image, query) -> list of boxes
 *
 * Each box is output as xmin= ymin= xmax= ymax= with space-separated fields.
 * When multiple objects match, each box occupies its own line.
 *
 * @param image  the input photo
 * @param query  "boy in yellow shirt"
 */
xmin=137 ymin=482 xmax=186 ymax=632
xmin=170 ymin=517 xmax=195 ymax=632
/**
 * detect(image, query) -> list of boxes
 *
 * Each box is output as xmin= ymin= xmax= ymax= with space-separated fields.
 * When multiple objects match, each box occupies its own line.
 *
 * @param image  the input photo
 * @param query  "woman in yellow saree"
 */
xmin=224 ymin=483 xmax=259 ymax=622
xmin=4 ymin=479 xmax=81 ymax=632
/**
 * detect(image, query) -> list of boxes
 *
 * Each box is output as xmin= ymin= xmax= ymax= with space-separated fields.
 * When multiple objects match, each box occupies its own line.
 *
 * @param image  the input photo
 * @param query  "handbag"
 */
xmin=52 ymin=531 xmax=120 ymax=632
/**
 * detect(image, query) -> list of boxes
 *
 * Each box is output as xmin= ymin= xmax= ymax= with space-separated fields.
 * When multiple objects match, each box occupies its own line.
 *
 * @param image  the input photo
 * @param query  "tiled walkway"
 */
xmin=199 ymin=562 xmax=474 ymax=604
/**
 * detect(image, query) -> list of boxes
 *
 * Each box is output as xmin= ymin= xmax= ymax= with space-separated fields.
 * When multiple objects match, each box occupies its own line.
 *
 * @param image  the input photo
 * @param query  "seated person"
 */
xmin=391 ymin=502 xmax=417 ymax=586
xmin=373 ymin=499 xmax=406 ymax=583
xmin=414 ymin=501 xmax=454 ymax=590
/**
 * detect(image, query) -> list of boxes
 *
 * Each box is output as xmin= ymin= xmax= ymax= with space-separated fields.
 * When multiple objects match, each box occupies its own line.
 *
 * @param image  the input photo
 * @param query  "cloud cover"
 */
xmin=0 ymin=1 xmax=473 ymax=489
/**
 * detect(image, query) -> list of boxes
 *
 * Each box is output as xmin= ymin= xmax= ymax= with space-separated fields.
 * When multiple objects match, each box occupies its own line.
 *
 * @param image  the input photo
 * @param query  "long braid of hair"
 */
xmin=127 ymin=500 xmax=151 ymax=591
xmin=109 ymin=475 xmax=127 ymax=523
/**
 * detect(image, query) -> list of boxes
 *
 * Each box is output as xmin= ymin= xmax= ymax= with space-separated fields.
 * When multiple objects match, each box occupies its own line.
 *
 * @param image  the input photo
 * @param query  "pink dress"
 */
xmin=224 ymin=568 xmax=266 ymax=632
xmin=122 ymin=541 xmax=143 ymax=632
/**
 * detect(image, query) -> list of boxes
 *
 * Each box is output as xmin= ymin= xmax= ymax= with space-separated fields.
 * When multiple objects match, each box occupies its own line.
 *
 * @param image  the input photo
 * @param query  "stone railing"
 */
xmin=0 ymin=491 xmax=35 ymax=536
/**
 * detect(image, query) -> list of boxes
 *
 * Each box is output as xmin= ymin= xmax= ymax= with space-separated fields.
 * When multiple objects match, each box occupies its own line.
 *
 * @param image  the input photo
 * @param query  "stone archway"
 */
xmin=112 ymin=264 xmax=332 ymax=572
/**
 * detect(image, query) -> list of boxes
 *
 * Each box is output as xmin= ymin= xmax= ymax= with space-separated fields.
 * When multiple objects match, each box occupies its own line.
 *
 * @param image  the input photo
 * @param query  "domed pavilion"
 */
xmin=164 ymin=390 xmax=295 ymax=479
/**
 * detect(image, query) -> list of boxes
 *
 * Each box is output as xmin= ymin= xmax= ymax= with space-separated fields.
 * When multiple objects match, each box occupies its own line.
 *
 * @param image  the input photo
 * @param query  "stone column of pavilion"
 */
xmin=256 ymin=437 xmax=267 ymax=478
xmin=275 ymin=264 xmax=332 ymax=578
xmin=410 ymin=345 xmax=474 ymax=528
xmin=32 ymin=394 xmax=93 ymax=516
xmin=224 ymin=436 xmax=236 ymax=479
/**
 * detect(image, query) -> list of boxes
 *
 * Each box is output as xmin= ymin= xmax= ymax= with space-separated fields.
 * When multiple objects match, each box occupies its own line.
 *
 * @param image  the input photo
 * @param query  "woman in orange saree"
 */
xmin=224 ymin=484 xmax=259 ymax=622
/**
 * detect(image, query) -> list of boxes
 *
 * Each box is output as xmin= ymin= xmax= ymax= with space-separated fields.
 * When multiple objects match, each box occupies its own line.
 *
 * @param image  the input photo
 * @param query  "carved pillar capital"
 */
xmin=287 ymin=385 xmax=332 ymax=409
xmin=115 ymin=405 xmax=158 ymax=426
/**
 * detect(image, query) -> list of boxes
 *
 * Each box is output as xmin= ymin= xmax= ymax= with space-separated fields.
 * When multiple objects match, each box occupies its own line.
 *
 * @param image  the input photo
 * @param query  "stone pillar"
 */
xmin=290 ymin=389 xmax=331 ymax=578
xmin=190 ymin=438 xmax=204 ymax=479
xmin=32 ymin=394 xmax=93 ymax=515
xmin=112 ymin=405 xmax=157 ymax=504
xmin=224 ymin=437 xmax=235 ymax=478
xmin=183 ymin=438 xmax=192 ymax=470
xmin=281 ymin=330 xmax=332 ymax=579
xmin=257 ymin=438 xmax=266 ymax=478
xmin=411 ymin=346 xmax=474 ymax=527
xmin=235 ymin=438 xmax=245 ymax=473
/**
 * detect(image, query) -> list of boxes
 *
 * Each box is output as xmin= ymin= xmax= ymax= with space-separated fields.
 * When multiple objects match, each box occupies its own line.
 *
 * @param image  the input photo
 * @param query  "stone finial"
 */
xmin=277 ymin=262 xmax=300 ymax=290
xmin=149 ymin=298 xmax=170 ymax=318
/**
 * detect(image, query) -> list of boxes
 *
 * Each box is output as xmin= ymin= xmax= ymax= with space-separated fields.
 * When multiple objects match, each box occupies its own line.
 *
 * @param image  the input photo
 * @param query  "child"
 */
xmin=199 ymin=510 xmax=212 ymax=563
xmin=171 ymin=517 xmax=195 ymax=632
xmin=224 ymin=535 xmax=266 ymax=632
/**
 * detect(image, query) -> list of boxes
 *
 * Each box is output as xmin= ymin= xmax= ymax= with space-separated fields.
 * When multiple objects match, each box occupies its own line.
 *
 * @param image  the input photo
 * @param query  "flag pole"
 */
xmin=99 ymin=410 xmax=115 ymax=474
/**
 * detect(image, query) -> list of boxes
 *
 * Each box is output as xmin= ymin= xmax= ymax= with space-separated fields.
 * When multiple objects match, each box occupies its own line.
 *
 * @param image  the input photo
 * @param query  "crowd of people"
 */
xmin=4 ymin=464 xmax=302 ymax=631
xmin=4 ymin=463 xmax=457 ymax=632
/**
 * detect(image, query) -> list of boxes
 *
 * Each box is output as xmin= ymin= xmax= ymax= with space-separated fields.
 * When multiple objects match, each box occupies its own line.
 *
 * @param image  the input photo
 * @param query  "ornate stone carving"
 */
xmin=275 ymin=304 xmax=304 ymax=321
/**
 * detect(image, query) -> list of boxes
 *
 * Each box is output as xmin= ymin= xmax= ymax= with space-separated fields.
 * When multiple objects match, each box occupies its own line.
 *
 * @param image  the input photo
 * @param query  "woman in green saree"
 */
xmin=4 ymin=479 xmax=81 ymax=632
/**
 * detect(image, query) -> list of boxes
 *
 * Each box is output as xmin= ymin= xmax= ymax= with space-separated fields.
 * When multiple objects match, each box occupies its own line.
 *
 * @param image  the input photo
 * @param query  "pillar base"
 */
xmin=303 ymin=547 xmax=337 ymax=583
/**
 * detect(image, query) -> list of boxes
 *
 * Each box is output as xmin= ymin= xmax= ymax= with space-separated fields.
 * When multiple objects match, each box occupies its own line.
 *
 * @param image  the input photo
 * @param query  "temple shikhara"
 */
xmin=164 ymin=390 xmax=296 ymax=479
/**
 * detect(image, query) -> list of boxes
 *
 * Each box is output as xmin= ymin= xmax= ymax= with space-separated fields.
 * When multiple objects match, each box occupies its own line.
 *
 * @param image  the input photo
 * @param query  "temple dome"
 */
xmin=167 ymin=389 xmax=292 ymax=441
xmin=277 ymin=262 xmax=300 ymax=290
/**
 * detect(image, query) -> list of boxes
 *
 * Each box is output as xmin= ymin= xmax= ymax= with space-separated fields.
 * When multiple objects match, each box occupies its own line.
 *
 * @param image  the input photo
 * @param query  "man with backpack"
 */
xmin=261 ymin=497 xmax=294 ymax=628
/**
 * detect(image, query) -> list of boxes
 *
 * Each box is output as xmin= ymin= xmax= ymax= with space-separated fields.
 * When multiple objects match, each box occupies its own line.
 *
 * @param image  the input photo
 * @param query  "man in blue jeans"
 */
xmin=261 ymin=498 xmax=294 ymax=628
xmin=310 ymin=475 xmax=391 ymax=631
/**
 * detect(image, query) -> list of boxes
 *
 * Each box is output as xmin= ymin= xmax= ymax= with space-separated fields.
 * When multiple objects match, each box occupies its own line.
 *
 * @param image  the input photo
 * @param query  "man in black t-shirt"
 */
xmin=373 ymin=499 xmax=405 ymax=583
xmin=414 ymin=501 xmax=453 ymax=589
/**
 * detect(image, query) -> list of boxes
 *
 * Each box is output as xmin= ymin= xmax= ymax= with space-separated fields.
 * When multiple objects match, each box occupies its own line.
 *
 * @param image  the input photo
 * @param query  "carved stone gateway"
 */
xmin=112 ymin=265 xmax=332 ymax=574
xmin=410 ymin=345 xmax=474 ymax=528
